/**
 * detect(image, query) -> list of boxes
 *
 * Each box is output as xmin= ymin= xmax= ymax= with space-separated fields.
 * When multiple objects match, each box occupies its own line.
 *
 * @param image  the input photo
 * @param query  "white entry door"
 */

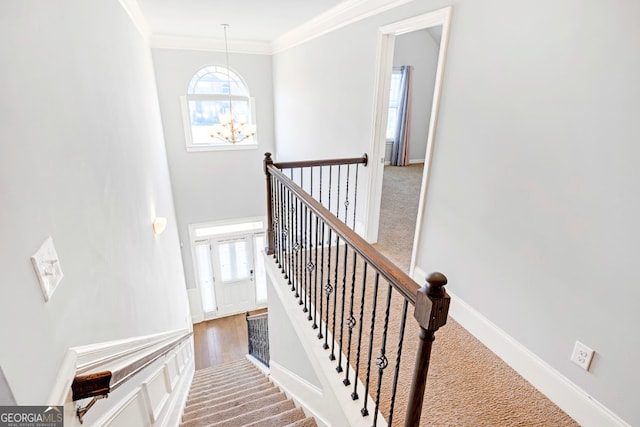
xmin=210 ymin=235 xmax=256 ymax=316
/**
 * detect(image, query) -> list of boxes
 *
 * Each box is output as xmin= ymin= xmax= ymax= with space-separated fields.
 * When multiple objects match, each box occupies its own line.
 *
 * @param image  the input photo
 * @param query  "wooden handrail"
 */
xmin=246 ymin=312 xmax=268 ymax=321
xmin=273 ymin=153 xmax=368 ymax=170
xmin=266 ymin=163 xmax=420 ymax=305
xmin=71 ymin=331 xmax=192 ymax=423
xmin=263 ymin=152 xmax=450 ymax=426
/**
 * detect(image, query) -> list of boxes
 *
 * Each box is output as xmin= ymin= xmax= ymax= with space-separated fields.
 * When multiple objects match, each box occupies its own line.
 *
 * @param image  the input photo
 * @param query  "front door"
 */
xmin=210 ymin=235 xmax=256 ymax=316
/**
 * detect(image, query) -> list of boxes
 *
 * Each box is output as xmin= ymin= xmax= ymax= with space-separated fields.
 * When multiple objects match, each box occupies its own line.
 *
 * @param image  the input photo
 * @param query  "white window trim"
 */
xmin=188 ymin=216 xmax=267 ymax=244
xmin=180 ymin=96 xmax=259 ymax=152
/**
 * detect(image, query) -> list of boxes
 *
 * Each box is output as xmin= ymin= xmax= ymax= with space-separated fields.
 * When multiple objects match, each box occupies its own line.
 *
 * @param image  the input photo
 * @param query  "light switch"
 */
xmin=31 ymin=236 xmax=63 ymax=302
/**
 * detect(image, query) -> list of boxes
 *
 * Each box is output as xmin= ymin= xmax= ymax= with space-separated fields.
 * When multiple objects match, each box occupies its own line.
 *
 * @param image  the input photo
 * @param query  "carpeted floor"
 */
xmin=372 ymin=164 xmax=578 ymax=426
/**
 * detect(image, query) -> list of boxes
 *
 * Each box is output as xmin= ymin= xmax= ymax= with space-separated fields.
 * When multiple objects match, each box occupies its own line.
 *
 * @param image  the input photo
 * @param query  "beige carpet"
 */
xmin=373 ymin=164 xmax=578 ymax=426
xmin=281 ymin=164 xmax=578 ymax=426
xmin=182 ymin=360 xmax=316 ymax=427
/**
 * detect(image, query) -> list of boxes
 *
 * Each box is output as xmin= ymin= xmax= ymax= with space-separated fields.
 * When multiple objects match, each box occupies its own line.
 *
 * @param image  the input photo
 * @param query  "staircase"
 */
xmin=181 ymin=359 xmax=317 ymax=427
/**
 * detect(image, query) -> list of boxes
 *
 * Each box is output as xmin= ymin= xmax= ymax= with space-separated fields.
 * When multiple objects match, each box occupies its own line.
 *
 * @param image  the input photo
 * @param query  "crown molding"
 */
xmin=141 ymin=0 xmax=418 ymax=55
xmin=271 ymin=0 xmax=416 ymax=54
xmin=150 ymin=34 xmax=272 ymax=55
xmin=118 ymin=0 xmax=151 ymax=41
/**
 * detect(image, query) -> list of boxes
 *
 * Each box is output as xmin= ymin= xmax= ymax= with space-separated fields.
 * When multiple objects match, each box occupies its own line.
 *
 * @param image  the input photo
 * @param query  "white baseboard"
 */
xmin=269 ymin=360 xmax=329 ymax=427
xmin=412 ymin=266 xmax=630 ymax=427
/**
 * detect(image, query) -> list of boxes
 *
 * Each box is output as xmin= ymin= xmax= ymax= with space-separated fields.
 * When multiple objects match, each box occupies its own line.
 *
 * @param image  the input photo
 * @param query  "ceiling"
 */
xmin=136 ymin=0 xmax=347 ymax=42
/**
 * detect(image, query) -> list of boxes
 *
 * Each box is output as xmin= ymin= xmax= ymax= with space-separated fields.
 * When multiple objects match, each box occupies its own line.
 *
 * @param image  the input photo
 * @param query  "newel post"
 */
xmin=405 ymin=272 xmax=450 ymax=427
xmin=264 ymin=152 xmax=275 ymax=255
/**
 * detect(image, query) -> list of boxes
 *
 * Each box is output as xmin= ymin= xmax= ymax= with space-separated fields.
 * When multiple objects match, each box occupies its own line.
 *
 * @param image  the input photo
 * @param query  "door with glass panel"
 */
xmin=210 ymin=235 xmax=255 ymax=316
xmin=193 ymin=226 xmax=267 ymax=319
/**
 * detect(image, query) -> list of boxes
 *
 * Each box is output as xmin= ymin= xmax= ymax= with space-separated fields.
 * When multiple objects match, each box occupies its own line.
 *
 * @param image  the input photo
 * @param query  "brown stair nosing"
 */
xmin=182 ymin=391 xmax=287 ymax=425
xmin=186 ymin=377 xmax=271 ymax=405
xmin=182 ymin=387 xmax=280 ymax=420
xmin=206 ymin=399 xmax=296 ymax=427
xmin=189 ymin=372 xmax=265 ymax=396
xmin=242 ymin=407 xmax=307 ymax=427
xmin=285 ymin=417 xmax=318 ymax=427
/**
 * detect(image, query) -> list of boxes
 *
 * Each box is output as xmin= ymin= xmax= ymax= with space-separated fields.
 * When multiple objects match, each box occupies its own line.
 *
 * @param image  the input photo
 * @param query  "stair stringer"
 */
xmin=264 ymin=252 xmax=387 ymax=427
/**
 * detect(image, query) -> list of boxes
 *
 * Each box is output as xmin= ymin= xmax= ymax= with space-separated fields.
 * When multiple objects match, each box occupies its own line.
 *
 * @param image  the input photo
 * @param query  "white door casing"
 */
xmin=364 ymin=7 xmax=453 ymax=277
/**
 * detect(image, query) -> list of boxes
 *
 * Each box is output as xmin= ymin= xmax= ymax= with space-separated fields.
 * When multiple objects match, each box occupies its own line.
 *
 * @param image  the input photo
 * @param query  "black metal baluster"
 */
xmin=297 ymin=198 xmax=303 ymax=305
xmin=361 ymin=272 xmax=380 ymax=418
xmin=323 ymin=224 xmax=333 ymax=350
xmin=343 ymin=251 xmax=358 ymax=386
xmin=294 ymin=197 xmax=300 ymax=300
xmin=312 ymin=213 xmax=319 ymax=328
xmin=353 ymin=163 xmax=360 ymax=230
xmin=271 ymin=176 xmax=282 ymax=270
xmin=279 ymin=180 xmax=286 ymax=275
xmin=344 ymin=164 xmax=350 ymax=225
xmin=330 ymin=235 xmax=340 ymax=361
xmin=300 ymin=168 xmax=306 ymax=308
xmin=388 ymin=299 xmax=409 ymax=427
xmin=336 ymin=165 xmax=341 ymax=218
xmin=309 ymin=167 xmax=315 ymax=323
xmin=336 ymin=243 xmax=348 ymax=373
xmin=317 ymin=167 xmax=324 ymax=339
xmin=302 ymin=202 xmax=308 ymax=310
xmin=372 ymin=284 xmax=394 ymax=427
xmin=351 ymin=262 xmax=368 ymax=401
xmin=287 ymin=189 xmax=294 ymax=290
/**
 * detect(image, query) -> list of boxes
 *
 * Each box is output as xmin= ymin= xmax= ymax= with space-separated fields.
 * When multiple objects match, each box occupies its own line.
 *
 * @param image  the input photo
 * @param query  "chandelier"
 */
xmin=209 ymin=24 xmax=257 ymax=144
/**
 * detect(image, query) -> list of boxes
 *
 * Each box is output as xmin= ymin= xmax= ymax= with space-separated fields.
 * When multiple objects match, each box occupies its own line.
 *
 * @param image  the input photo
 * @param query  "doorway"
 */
xmin=365 ymin=7 xmax=453 ymax=276
xmin=190 ymin=218 xmax=267 ymax=321
xmin=376 ymin=26 xmax=443 ymax=271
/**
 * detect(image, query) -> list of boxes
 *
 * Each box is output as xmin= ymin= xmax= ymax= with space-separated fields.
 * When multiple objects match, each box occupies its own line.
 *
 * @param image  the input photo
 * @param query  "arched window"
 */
xmin=181 ymin=65 xmax=256 ymax=151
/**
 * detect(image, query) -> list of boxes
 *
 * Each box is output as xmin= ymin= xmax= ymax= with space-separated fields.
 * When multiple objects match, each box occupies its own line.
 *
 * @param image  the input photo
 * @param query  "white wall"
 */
xmin=0 ymin=367 xmax=15 ymax=405
xmin=151 ymin=49 xmax=275 ymax=290
xmin=392 ymin=29 xmax=440 ymax=163
xmin=272 ymin=0 xmax=640 ymax=425
xmin=0 ymin=0 xmax=190 ymax=404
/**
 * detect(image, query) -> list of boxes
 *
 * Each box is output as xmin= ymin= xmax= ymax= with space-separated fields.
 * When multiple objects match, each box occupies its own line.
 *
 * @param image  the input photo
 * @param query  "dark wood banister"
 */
xmin=264 ymin=152 xmax=450 ymax=427
xmin=71 ymin=331 xmax=192 ymax=423
xmin=265 ymin=155 xmax=419 ymax=305
xmin=273 ymin=153 xmax=368 ymax=170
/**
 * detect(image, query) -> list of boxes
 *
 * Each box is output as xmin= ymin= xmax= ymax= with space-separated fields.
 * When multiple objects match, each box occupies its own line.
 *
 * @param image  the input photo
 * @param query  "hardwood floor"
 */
xmin=192 ymin=309 xmax=267 ymax=371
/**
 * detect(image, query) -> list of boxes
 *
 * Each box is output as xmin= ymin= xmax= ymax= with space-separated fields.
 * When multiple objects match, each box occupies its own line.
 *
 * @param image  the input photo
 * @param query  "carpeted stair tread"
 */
xmin=188 ymin=374 xmax=266 ymax=399
xmin=193 ymin=361 xmax=248 ymax=379
xmin=182 ymin=360 xmax=316 ymax=427
xmin=189 ymin=369 xmax=262 ymax=393
xmin=242 ymin=407 xmax=307 ymax=427
xmin=192 ymin=366 xmax=258 ymax=385
xmin=186 ymin=399 xmax=296 ymax=427
xmin=285 ymin=417 xmax=318 ymax=427
xmin=185 ymin=380 xmax=273 ymax=408
xmin=182 ymin=391 xmax=288 ymax=425
xmin=194 ymin=359 xmax=247 ymax=371
xmin=192 ymin=363 xmax=257 ymax=383
xmin=182 ymin=387 xmax=281 ymax=421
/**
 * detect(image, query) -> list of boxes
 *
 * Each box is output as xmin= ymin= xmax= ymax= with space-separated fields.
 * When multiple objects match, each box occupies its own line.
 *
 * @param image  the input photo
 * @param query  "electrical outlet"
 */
xmin=571 ymin=341 xmax=595 ymax=371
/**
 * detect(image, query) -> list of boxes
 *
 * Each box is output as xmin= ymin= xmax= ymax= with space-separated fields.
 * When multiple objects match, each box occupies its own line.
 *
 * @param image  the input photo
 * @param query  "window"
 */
xmin=181 ymin=65 xmax=257 ymax=152
xmin=386 ymin=68 xmax=403 ymax=140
